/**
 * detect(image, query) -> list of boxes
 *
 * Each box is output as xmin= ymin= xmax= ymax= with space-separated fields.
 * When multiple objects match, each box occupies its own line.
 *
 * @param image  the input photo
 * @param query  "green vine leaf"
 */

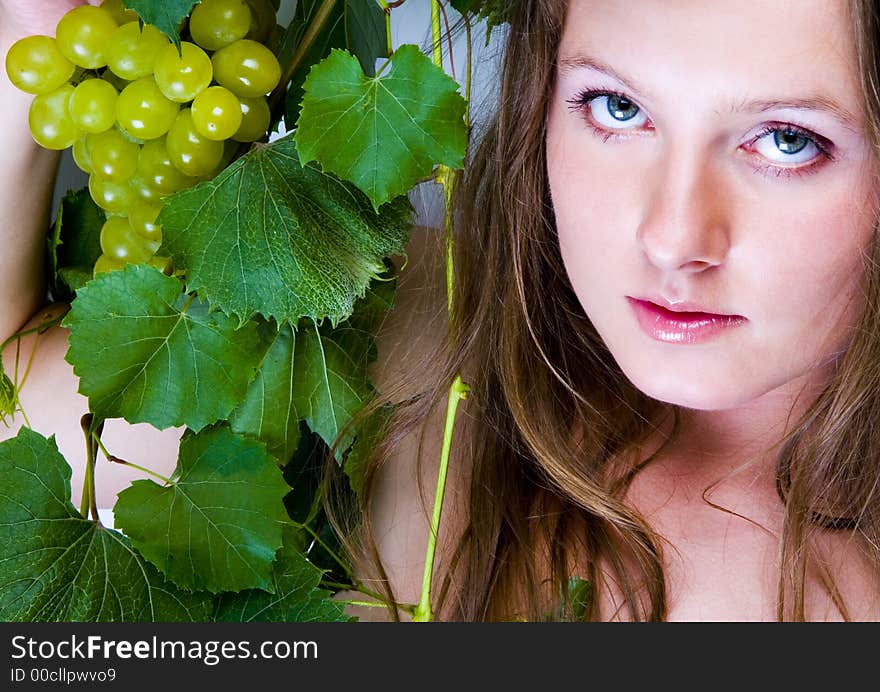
xmin=214 ymin=524 xmax=351 ymax=621
xmin=48 ymin=187 xmax=105 ymax=298
xmin=293 ymin=319 xmax=374 ymax=463
xmin=449 ymin=0 xmax=514 ymax=43
xmin=294 ymin=45 xmax=468 ymax=211
xmin=0 ymin=428 xmax=212 ymax=621
xmin=228 ymin=268 xmax=396 ymax=465
xmin=114 ymin=425 xmax=290 ymax=594
xmin=229 ymin=321 xmax=303 ymax=464
xmin=63 ymin=264 xmax=262 ymax=432
xmin=158 ymin=134 xmax=413 ymax=328
xmin=122 ymin=0 xmax=199 ymax=46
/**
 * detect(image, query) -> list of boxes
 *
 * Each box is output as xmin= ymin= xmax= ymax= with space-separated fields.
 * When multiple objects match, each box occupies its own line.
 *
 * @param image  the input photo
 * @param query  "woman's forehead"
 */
xmin=557 ymin=0 xmax=862 ymax=118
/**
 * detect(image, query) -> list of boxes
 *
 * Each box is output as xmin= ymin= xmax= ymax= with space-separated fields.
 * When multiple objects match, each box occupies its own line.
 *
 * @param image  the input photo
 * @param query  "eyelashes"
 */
xmin=564 ymin=88 xmax=837 ymax=180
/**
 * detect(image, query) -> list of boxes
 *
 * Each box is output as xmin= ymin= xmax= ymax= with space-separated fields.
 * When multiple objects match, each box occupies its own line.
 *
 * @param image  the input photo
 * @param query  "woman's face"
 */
xmin=546 ymin=0 xmax=879 ymax=411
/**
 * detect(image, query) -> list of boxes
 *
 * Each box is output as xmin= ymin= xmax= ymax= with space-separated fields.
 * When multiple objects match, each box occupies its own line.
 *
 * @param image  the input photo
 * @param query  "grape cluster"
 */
xmin=5 ymin=0 xmax=282 ymax=276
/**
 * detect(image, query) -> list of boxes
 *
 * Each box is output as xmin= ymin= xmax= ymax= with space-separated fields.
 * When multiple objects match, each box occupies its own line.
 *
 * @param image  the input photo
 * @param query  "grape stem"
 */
xmin=267 ymin=0 xmax=338 ymax=117
xmin=321 ymin=579 xmax=416 ymax=616
xmin=295 ymin=521 xmax=354 ymax=581
xmin=0 ymin=308 xmax=68 ymax=354
xmin=79 ymin=414 xmax=104 ymax=522
xmin=98 ymin=436 xmax=174 ymax=486
xmin=412 ymin=373 xmax=470 ymax=622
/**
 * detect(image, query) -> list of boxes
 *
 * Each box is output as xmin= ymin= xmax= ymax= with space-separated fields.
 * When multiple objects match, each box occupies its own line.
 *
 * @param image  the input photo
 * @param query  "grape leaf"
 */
xmin=63 ymin=264 xmax=262 ymax=432
xmin=227 ymin=271 xmax=395 ymax=464
xmin=48 ymin=187 xmax=105 ymax=299
xmin=344 ymin=260 xmax=397 ymax=336
xmin=0 ymin=427 xmax=212 ymax=621
xmin=213 ymin=524 xmax=351 ymax=622
xmin=122 ymin=0 xmax=198 ymax=46
xmin=295 ymin=46 xmax=468 ymax=211
xmin=293 ymin=319 xmax=374 ymax=462
xmin=114 ymin=425 xmax=289 ymax=594
xmin=229 ymin=321 xmax=303 ymax=463
xmin=158 ymin=134 xmax=413 ymax=328
xmin=58 ymin=267 xmax=95 ymax=293
xmin=449 ymin=0 xmax=514 ymax=43
xmin=282 ymin=0 xmax=387 ymax=124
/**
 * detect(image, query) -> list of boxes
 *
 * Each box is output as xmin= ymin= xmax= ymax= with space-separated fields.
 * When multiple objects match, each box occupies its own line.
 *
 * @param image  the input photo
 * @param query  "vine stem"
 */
xmin=96 ymin=435 xmax=174 ymax=485
xmin=412 ymin=373 xmax=470 ymax=622
xmin=298 ymin=522 xmax=354 ymax=581
xmin=409 ymin=0 xmax=476 ymax=623
xmin=321 ymin=579 xmax=415 ymax=615
xmin=377 ymin=1 xmax=394 ymax=56
xmin=0 ymin=309 xmax=68 ymax=354
xmin=431 ymin=0 xmax=442 ymax=71
xmin=79 ymin=414 xmax=104 ymax=522
xmin=267 ymin=0 xmax=338 ymax=116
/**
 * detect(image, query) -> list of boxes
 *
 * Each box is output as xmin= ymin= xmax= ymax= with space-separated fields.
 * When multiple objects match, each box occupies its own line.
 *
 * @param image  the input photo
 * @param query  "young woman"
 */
xmin=3 ymin=0 xmax=880 ymax=621
xmin=333 ymin=0 xmax=880 ymax=621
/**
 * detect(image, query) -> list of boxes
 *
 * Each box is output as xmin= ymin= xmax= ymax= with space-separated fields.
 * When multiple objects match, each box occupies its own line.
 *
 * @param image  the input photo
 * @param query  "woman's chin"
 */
xmin=623 ymin=365 xmax=754 ymax=412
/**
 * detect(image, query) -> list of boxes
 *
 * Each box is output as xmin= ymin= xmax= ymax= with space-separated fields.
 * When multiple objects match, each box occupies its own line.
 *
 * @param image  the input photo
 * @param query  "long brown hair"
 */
xmin=325 ymin=0 xmax=880 ymax=621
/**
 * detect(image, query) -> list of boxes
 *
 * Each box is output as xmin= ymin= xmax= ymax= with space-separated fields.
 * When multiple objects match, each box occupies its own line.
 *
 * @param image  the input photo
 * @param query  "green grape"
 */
xmin=129 ymin=200 xmax=163 ymax=244
xmin=87 ymin=128 xmax=139 ymax=182
xmin=148 ymin=255 xmax=173 ymax=273
xmin=190 ymin=0 xmax=252 ymax=51
xmin=245 ymin=0 xmax=277 ymax=43
xmin=232 ymin=95 xmax=270 ymax=142
xmin=100 ymin=0 xmax=139 ymax=25
xmin=191 ymin=86 xmax=242 ymax=141
xmin=69 ymin=79 xmax=118 ymax=134
xmin=93 ymin=253 xmax=126 ymax=276
xmin=137 ymin=137 xmax=197 ymax=193
xmin=89 ymin=174 xmax=134 ymax=213
xmin=116 ymin=77 xmax=179 ymax=140
xmin=72 ymin=137 xmax=93 ymax=173
xmin=211 ymin=39 xmax=281 ymax=98
xmin=55 ymin=5 xmax=119 ymax=69
xmin=100 ymin=216 xmax=154 ymax=262
xmin=4 ymin=36 xmax=75 ymax=95
xmin=107 ymin=22 xmax=170 ymax=80
xmin=28 ymin=84 xmax=79 ymax=150
xmin=128 ymin=175 xmax=162 ymax=203
xmin=154 ymin=42 xmax=213 ymax=103
xmin=166 ymin=109 xmax=224 ymax=177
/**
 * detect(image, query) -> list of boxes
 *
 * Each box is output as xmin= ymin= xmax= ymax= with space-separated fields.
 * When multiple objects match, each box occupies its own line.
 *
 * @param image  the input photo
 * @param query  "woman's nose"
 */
xmin=635 ymin=147 xmax=731 ymax=274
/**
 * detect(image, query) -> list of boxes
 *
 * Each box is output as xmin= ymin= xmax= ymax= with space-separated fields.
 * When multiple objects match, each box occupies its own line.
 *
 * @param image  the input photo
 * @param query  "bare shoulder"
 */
xmin=351 ymin=225 xmax=471 ymax=620
xmin=0 ymin=302 xmax=183 ymax=512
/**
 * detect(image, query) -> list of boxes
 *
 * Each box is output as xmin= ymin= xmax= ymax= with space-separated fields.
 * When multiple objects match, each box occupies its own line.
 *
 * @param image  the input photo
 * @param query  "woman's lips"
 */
xmin=626 ymin=297 xmax=747 ymax=345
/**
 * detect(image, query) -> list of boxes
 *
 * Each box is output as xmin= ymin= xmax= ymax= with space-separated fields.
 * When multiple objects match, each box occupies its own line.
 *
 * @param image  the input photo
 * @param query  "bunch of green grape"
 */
xmin=5 ymin=0 xmax=282 ymax=276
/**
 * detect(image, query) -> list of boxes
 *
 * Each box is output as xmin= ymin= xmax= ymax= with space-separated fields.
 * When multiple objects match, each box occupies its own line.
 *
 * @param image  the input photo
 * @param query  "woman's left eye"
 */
xmin=750 ymin=126 xmax=826 ymax=166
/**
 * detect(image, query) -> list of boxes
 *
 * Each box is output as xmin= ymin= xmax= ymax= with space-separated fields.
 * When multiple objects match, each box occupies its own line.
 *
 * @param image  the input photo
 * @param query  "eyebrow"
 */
xmin=558 ymin=53 xmax=861 ymax=133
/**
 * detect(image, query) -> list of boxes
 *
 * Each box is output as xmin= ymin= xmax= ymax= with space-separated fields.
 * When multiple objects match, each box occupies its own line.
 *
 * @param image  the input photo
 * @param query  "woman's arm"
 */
xmin=0 ymin=1 xmax=91 ymax=339
xmin=0 ymin=31 xmax=58 ymax=339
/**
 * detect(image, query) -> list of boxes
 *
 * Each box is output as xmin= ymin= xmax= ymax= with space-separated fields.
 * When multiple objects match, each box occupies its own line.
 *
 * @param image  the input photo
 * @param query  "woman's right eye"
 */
xmin=566 ymin=89 xmax=651 ymax=136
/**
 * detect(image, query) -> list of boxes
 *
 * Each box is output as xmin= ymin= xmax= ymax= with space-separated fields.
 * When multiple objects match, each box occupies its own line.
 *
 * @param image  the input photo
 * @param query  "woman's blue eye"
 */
xmin=773 ymin=129 xmax=809 ymax=155
xmin=576 ymin=91 xmax=650 ymax=130
xmin=753 ymin=126 xmax=825 ymax=165
xmin=606 ymin=94 xmax=639 ymax=122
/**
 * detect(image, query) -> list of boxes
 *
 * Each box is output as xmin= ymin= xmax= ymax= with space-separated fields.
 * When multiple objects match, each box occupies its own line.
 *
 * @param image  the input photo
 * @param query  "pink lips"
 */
xmin=627 ymin=297 xmax=746 ymax=344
